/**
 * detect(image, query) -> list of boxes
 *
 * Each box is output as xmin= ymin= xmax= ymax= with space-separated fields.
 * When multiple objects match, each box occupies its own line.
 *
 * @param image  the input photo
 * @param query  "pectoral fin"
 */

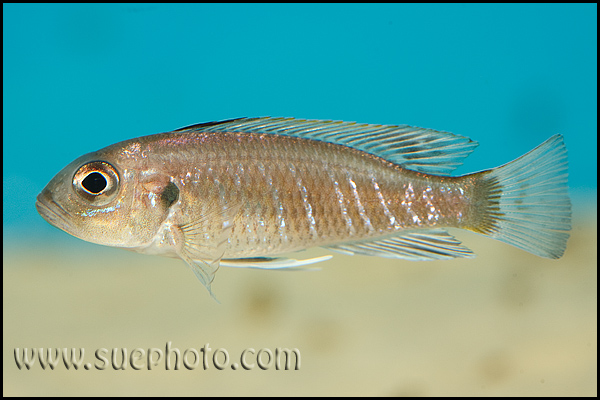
xmin=171 ymin=200 xmax=242 ymax=301
xmin=176 ymin=249 xmax=222 ymax=302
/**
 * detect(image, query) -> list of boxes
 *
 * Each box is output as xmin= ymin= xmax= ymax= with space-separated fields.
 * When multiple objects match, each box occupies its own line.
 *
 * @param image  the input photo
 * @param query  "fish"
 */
xmin=36 ymin=117 xmax=571 ymax=299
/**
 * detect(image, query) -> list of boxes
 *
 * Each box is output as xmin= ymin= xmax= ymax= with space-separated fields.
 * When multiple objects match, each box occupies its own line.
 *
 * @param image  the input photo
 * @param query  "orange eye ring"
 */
xmin=72 ymin=161 xmax=120 ymax=206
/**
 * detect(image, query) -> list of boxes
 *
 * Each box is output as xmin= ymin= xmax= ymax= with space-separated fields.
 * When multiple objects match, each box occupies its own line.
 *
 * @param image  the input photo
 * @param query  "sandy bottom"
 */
xmin=3 ymin=212 xmax=597 ymax=396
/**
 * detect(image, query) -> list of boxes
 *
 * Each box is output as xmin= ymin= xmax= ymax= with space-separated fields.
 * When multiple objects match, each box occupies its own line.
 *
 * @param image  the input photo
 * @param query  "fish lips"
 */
xmin=35 ymin=189 xmax=73 ymax=234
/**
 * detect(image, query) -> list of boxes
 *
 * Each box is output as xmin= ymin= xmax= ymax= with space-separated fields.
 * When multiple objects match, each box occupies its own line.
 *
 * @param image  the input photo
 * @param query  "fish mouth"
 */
xmin=35 ymin=192 xmax=72 ymax=234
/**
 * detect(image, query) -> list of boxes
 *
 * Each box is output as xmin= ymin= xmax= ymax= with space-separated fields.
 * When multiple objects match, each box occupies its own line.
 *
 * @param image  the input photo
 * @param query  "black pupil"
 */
xmin=82 ymin=172 xmax=107 ymax=194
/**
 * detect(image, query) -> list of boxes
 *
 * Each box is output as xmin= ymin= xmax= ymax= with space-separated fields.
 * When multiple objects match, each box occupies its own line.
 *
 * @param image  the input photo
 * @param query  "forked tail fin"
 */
xmin=471 ymin=134 xmax=571 ymax=258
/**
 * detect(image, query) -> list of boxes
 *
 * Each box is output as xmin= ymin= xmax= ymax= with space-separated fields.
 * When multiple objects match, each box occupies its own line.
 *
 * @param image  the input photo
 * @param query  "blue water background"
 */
xmin=3 ymin=4 xmax=597 ymax=241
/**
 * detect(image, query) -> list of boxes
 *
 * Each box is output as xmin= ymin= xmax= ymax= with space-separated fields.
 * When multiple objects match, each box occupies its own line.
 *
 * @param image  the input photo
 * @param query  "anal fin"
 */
xmin=325 ymin=229 xmax=474 ymax=261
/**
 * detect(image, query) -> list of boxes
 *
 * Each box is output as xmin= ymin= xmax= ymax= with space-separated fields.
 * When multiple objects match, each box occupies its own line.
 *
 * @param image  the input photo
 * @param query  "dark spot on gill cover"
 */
xmin=161 ymin=181 xmax=179 ymax=209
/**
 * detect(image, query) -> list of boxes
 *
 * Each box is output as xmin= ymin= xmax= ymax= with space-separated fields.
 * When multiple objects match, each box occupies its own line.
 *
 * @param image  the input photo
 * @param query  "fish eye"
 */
xmin=73 ymin=161 xmax=120 ymax=206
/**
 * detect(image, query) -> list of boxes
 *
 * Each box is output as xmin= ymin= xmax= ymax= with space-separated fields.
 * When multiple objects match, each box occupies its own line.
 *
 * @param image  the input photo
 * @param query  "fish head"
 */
xmin=36 ymin=145 xmax=178 ymax=249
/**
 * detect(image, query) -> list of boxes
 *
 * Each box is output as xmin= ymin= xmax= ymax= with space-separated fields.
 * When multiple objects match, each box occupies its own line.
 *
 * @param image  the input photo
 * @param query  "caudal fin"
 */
xmin=472 ymin=134 xmax=571 ymax=258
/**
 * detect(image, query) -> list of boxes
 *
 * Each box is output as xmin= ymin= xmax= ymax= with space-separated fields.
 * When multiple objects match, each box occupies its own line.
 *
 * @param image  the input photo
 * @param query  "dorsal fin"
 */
xmin=174 ymin=117 xmax=478 ymax=175
xmin=173 ymin=117 xmax=249 ymax=132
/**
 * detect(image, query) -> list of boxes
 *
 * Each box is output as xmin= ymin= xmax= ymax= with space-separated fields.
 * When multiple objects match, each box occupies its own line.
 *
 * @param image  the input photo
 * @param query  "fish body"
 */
xmin=36 ymin=117 xmax=571 ymax=298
